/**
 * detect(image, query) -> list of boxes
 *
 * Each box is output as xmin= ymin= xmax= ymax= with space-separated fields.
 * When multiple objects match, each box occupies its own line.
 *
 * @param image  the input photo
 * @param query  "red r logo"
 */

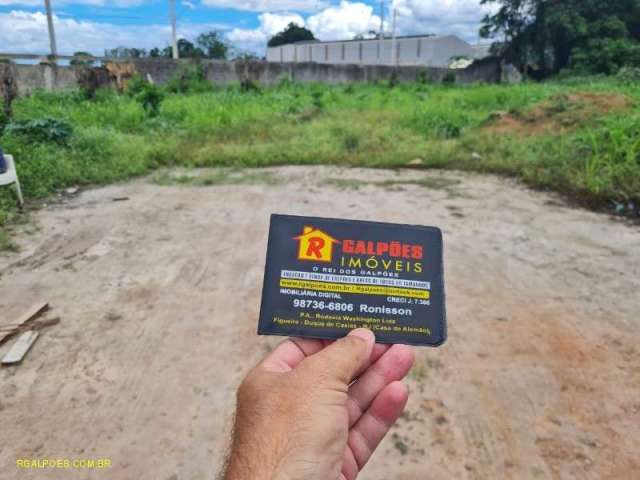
xmin=306 ymin=237 xmax=326 ymax=259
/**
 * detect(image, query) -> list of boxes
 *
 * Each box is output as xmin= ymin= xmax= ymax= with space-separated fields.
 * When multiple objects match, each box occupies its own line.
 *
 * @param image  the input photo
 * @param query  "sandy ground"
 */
xmin=0 ymin=166 xmax=639 ymax=480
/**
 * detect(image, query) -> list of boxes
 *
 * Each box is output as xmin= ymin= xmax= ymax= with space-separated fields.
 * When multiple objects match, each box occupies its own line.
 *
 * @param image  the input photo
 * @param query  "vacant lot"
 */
xmin=1 ymin=167 xmax=638 ymax=479
xmin=2 ymin=74 xmax=639 ymax=252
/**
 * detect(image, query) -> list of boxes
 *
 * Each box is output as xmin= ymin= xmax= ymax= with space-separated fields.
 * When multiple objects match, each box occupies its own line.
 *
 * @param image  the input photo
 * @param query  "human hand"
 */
xmin=223 ymin=329 xmax=415 ymax=480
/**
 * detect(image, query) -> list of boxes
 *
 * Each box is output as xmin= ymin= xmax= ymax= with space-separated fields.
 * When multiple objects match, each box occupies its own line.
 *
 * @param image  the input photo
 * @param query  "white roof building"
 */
xmin=266 ymin=35 xmax=479 ymax=68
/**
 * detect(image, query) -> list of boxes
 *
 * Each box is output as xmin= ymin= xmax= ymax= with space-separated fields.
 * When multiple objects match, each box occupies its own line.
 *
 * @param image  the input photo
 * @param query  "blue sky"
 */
xmin=0 ymin=1 xmax=493 ymax=56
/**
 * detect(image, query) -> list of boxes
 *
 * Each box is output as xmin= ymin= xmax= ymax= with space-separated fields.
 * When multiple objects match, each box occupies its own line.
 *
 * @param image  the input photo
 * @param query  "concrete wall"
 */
xmin=267 ymin=35 xmax=476 ymax=67
xmin=1 ymin=58 xmax=505 ymax=97
xmin=13 ymin=63 xmax=78 ymax=95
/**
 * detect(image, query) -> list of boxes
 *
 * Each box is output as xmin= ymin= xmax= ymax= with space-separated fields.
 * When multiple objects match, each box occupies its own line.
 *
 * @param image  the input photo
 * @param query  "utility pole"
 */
xmin=379 ymin=0 xmax=384 ymax=64
xmin=44 ymin=0 xmax=58 ymax=59
xmin=391 ymin=8 xmax=397 ymax=66
xmin=169 ymin=0 xmax=179 ymax=59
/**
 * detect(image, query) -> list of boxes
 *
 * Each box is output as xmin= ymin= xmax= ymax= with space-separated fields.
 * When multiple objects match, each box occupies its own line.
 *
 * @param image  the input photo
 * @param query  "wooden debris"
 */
xmin=31 ymin=317 xmax=60 ymax=330
xmin=1 ymin=330 xmax=39 ymax=365
xmin=112 ymin=197 xmax=129 ymax=202
xmin=0 ymin=302 xmax=49 ymax=345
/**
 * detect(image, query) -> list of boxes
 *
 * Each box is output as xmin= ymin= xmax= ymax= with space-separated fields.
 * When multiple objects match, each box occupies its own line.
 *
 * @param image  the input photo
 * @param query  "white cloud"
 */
xmin=0 ymin=10 xmax=226 ymax=55
xmin=227 ymin=12 xmax=304 ymax=53
xmin=391 ymin=0 xmax=494 ymax=42
xmin=201 ymin=0 xmax=327 ymax=13
xmin=306 ymin=1 xmax=381 ymax=41
xmin=227 ymin=2 xmax=382 ymax=54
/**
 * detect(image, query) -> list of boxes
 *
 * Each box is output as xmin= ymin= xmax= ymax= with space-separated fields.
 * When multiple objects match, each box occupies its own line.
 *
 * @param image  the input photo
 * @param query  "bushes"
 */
xmin=5 ymin=117 xmax=73 ymax=145
xmin=127 ymin=76 xmax=164 ymax=117
xmin=165 ymin=65 xmax=212 ymax=94
xmin=442 ymin=72 xmax=456 ymax=85
xmin=572 ymin=38 xmax=640 ymax=75
xmin=616 ymin=67 xmax=640 ymax=85
xmin=411 ymin=106 xmax=471 ymax=139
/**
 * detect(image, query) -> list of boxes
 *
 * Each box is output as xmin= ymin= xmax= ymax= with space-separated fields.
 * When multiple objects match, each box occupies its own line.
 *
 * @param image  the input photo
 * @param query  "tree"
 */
xmin=480 ymin=0 xmax=640 ymax=76
xmin=267 ymin=23 xmax=316 ymax=47
xmin=105 ymin=47 xmax=147 ymax=59
xmin=196 ymin=31 xmax=229 ymax=59
xmin=149 ymin=39 xmax=206 ymax=59
xmin=70 ymin=51 xmax=94 ymax=66
xmin=175 ymin=39 xmax=206 ymax=58
xmin=231 ymin=50 xmax=261 ymax=60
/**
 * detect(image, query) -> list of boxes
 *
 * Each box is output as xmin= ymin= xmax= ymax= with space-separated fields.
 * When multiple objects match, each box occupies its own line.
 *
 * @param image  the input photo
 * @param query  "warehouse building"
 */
xmin=266 ymin=35 xmax=480 ymax=68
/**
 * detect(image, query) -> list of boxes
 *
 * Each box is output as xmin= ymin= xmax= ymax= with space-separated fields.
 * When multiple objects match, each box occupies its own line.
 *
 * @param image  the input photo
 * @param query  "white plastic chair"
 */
xmin=0 ymin=155 xmax=24 ymax=207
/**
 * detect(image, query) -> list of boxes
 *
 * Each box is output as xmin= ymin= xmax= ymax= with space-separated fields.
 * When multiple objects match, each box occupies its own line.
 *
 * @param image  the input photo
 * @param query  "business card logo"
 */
xmin=294 ymin=226 xmax=340 ymax=263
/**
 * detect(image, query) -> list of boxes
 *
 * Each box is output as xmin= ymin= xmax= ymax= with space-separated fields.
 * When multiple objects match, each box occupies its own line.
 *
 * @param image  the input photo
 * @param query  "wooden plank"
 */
xmin=2 ymin=331 xmax=39 ymax=365
xmin=0 ymin=302 xmax=49 ymax=344
xmin=32 ymin=317 xmax=60 ymax=330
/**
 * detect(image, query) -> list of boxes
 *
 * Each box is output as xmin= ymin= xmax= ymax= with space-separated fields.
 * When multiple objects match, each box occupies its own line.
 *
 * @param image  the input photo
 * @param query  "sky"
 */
xmin=0 ymin=1 xmax=495 ymax=57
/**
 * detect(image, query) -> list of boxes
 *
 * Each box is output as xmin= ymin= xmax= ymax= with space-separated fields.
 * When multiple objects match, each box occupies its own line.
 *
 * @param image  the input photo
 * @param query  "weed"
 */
xmin=5 ymin=117 xmax=72 ymax=145
xmin=240 ymin=79 xmax=261 ymax=93
xmin=277 ymin=77 xmax=293 ymax=89
xmin=545 ymin=94 xmax=571 ymax=115
xmin=388 ymin=72 xmax=400 ymax=88
xmin=343 ymin=133 xmax=360 ymax=151
xmin=392 ymin=434 xmax=409 ymax=455
xmin=411 ymin=107 xmax=470 ymax=139
xmin=416 ymin=71 xmax=429 ymax=84
xmin=137 ymin=84 xmax=164 ymax=117
xmin=322 ymin=178 xmax=367 ymax=190
xmin=442 ymin=72 xmax=456 ymax=85
xmin=323 ymin=176 xmax=461 ymax=192
xmin=409 ymin=361 xmax=428 ymax=382
xmin=154 ymin=169 xmax=280 ymax=187
xmin=311 ymin=90 xmax=324 ymax=110
xmin=378 ymin=177 xmax=462 ymax=190
xmin=165 ymin=64 xmax=211 ymax=94
xmin=616 ymin=66 xmax=640 ymax=85
xmin=0 ymin=229 xmax=18 ymax=252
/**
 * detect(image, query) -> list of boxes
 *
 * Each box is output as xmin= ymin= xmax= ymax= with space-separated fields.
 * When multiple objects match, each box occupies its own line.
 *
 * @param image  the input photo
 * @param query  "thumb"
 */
xmin=307 ymin=329 xmax=375 ymax=384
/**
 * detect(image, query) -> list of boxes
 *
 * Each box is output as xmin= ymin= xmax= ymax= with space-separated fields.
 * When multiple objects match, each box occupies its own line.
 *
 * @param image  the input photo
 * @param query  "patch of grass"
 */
xmin=322 ymin=178 xmax=368 ymax=190
xmin=153 ymin=169 xmax=280 ymax=187
xmin=409 ymin=361 xmax=428 ymax=382
xmin=392 ymin=433 xmax=409 ymax=455
xmin=377 ymin=177 xmax=462 ymax=190
xmin=1 ymin=75 xmax=639 ymax=242
xmin=323 ymin=176 xmax=461 ymax=193
xmin=0 ymin=229 xmax=19 ymax=253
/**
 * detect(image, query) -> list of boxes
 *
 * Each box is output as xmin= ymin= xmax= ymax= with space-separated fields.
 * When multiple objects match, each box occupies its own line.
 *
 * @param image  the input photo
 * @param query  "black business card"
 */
xmin=257 ymin=214 xmax=447 ymax=347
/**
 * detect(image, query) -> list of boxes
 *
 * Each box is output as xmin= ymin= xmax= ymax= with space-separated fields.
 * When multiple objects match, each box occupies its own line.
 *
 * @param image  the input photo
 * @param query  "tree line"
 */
xmin=103 ymin=31 xmax=257 ymax=61
xmin=481 ymin=0 xmax=640 ymax=76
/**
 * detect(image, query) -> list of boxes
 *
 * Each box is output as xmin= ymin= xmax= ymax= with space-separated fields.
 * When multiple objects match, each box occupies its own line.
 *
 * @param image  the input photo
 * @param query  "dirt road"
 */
xmin=1 ymin=166 xmax=639 ymax=480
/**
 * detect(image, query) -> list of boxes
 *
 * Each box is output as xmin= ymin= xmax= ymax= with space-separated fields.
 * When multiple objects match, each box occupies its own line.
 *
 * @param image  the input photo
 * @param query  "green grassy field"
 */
xmin=1 ymin=74 xmax=639 ymax=249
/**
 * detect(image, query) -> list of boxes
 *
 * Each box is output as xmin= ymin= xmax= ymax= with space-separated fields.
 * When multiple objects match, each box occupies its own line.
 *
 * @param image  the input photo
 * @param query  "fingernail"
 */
xmin=348 ymin=328 xmax=375 ymax=344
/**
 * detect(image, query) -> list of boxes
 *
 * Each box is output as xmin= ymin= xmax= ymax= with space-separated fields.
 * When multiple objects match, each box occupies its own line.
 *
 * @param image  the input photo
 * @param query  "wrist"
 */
xmin=223 ymin=429 xmax=292 ymax=480
xmin=223 ymin=452 xmax=287 ymax=480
